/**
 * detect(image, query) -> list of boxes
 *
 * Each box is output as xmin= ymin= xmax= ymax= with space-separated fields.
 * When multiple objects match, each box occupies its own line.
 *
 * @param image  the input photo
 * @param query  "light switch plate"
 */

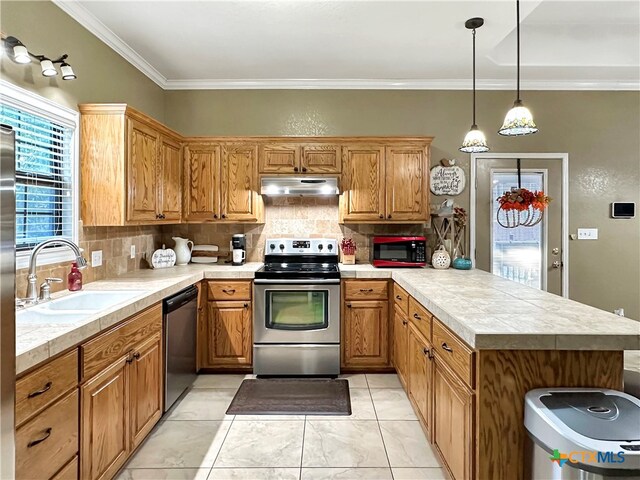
xmin=130 ymin=244 xmax=136 ymax=259
xmin=91 ymin=250 xmax=103 ymax=267
xmin=577 ymin=228 xmax=598 ymax=240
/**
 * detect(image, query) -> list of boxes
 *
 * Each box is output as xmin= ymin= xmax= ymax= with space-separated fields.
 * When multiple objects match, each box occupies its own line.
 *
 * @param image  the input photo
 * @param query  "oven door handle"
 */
xmin=254 ymin=279 xmax=341 ymax=285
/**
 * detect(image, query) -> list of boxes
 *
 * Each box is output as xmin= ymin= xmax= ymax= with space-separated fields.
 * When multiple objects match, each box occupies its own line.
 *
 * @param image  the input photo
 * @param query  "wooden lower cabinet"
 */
xmin=407 ymin=323 xmax=433 ymax=433
xmin=52 ymin=456 xmax=79 ymax=480
xmin=206 ymin=300 xmax=252 ymax=367
xmin=433 ymin=358 xmax=474 ymax=480
xmin=342 ymin=300 xmax=389 ymax=368
xmin=392 ymin=305 xmax=409 ymax=388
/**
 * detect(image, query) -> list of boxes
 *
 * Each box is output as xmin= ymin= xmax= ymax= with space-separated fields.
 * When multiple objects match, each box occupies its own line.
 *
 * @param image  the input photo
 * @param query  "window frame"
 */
xmin=0 ymin=80 xmax=80 ymax=270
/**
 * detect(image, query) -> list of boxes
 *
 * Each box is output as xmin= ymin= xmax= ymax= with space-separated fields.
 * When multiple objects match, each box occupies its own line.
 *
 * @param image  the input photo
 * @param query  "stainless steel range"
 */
xmin=253 ymin=238 xmax=340 ymax=376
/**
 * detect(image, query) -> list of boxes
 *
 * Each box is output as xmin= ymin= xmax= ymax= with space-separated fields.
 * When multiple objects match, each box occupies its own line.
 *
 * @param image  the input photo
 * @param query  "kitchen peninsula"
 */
xmin=15 ymin=264 xmax=639 ymax=480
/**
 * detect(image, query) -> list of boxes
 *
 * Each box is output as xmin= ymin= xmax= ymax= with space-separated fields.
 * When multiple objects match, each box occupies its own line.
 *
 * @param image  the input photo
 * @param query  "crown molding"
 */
xmin=53 ymin=0 xmax=638 ymax=92
xmin=52 ymin=0 xmax=167 ymax=88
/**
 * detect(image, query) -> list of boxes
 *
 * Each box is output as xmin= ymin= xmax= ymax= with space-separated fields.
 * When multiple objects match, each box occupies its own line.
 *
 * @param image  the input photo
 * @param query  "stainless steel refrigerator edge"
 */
xmin=0 ymin=125 xmax=16 ymax=478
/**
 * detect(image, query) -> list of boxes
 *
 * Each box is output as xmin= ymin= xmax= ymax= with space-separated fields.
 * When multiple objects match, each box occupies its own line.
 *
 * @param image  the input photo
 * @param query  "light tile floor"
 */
xmin=118 ymin=374 xmax=446 ymax=480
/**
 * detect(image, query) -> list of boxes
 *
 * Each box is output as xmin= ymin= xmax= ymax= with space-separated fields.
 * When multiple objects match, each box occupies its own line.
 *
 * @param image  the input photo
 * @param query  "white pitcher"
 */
xmin=173 ymin=237 xmax=194 ymax=265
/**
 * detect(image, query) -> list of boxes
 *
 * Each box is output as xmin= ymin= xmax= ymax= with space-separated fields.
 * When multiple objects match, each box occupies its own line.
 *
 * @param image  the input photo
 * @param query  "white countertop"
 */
xmin=16 ymin=263 xmax=640 ymax=375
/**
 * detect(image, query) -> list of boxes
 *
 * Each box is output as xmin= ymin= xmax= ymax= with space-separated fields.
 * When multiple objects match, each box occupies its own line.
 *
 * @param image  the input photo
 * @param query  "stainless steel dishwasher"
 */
xmin=163 ymin=285 xmax=198 ymax=412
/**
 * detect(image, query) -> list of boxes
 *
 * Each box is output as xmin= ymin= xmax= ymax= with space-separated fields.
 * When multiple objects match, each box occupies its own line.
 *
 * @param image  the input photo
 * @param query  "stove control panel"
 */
xmin=265 ymin=238 xmax=338 ymax=255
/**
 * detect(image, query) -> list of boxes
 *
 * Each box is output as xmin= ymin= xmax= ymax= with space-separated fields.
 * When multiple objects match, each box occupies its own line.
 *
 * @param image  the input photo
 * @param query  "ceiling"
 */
xmin=53 ymin=0 xmax=639 ymax=90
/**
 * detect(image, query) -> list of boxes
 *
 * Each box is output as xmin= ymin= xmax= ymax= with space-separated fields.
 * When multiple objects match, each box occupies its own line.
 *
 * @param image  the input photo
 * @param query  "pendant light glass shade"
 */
xmin=460 ymin=125 xmax=489 ymax=153
xmin=459 ymin=17 xmax=489 ymax=153
xmin=40 ymin=58 xmax=57 ymax=77
xmin=60 ymin=62 xmax=76 ymax=80
xmin=12 ymin=44 xmax=31 ymax=64
xmin=499 ymin=0 xmax=538 ymax=136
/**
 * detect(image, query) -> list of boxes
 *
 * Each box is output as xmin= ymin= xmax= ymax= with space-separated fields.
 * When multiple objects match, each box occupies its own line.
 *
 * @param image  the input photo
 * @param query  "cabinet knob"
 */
xmin=402 ymin=320 xmax=408 ymax=326
xmin=294 ymin=167 xmax=299 ymax=172
xmin=213 ymin=214 xmax=218 ymax=219
xmin=388 ymin=214 xmax=392 ymax=219
xmin=413 ymin=313 xmax=421 ymax=320
xmin=221 ymin=214 xmax=227 ymax=219
xmin=441 ymin=342 xmax=453 ymax=353
xmin=347 ymin=303 xmax=352 ymax=308
xmin=396 ymin=295 xmax=402 ymax=300
xmin=423 ymin=347 xmax=429 ymax=356
xmin=302 ymin=167 xmax=307 ymax=172
xmin=244 ymin=303 xmax=249 ymax=308
xmin=379 ymin=214 xmax=384 ymax=219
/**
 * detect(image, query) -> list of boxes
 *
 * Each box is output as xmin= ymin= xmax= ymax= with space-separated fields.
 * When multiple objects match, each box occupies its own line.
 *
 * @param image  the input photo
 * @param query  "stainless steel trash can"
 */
xmin=524 ymin=388 xmax=640 ymax=480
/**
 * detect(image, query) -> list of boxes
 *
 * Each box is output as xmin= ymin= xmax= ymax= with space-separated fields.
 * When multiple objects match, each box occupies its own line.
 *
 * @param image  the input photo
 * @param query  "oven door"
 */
xmin=254 ymin=281 xmax=340 ymax=344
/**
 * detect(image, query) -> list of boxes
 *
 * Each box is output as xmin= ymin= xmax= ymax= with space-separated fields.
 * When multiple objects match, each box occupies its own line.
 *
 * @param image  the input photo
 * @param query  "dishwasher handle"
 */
xmin=163 ymin=285 xmax=199 ymax=314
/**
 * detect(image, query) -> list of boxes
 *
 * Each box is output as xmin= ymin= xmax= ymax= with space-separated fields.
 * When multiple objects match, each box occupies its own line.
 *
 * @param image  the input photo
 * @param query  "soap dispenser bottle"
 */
xmin=68 ymin=262 xmax=83 ymax=291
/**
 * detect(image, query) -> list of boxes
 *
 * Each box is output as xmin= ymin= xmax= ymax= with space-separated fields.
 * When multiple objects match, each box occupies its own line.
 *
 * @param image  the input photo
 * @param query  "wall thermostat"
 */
xmin=611 ymin=202 xmax=636 ymax=219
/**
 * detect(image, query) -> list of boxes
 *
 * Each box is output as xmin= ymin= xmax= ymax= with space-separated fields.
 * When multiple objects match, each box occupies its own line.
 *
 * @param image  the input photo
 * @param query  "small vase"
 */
xmin=431 ymin=245 xmax=451 ymax=269
xmin=452 ymin=257 xmax=472 ymax=270
xmin=342 ymin=253 xmax=356 ymax=265
xmin=173 ymin=237 xmax=194 ymax=265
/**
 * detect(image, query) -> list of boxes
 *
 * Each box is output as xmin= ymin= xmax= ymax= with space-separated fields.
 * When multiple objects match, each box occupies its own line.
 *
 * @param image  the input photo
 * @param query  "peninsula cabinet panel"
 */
xmin=408 ymin=323 xmax=433 ymax=435
xmin=385 ymin=145 xmax=429 ymax=221
xmin=342 ymin=300 xmax=389 ymax=368
xmin=52 ymin=456 xmax=78 ymax=480
xmin=259 ymin=143 xmax=300 ymax=173
xmin=433 ymin=358 xmax=474 ymax=480
xmin=341 ymin=146 xmax=385 ymax=221
xmin=81 ymin=356 xmax=130 ymax=480
xmin=207 ymin=300 xmax=252 ymax=366
xmin=79 ymin=104 xmax=183 ymax=226
xmin=159 ymin=135 xmax=183 ymax=221
xmin=393 ymin=305 xmax=409 ymax=388
xmin=127 ymin=119 xmax=160 ymax=222
xmin=220 ymin=144 xmax=261 ymax=221
xmin=130 ymin=333 xmax=163 ymax=450
xmin=301 ymin=144 xmax=341 ymax=173
xmin=183 ymin=143 xmax=220 ymax=221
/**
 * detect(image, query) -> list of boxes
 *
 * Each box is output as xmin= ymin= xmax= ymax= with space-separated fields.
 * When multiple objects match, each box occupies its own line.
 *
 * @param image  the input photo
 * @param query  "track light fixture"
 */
xmin=1 ymin=35 xmax=77 ymax=80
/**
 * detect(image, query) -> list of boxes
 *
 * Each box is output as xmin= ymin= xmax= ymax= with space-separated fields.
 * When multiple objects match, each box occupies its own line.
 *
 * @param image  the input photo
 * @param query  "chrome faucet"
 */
xmin=24 ymin=238 xmax=88 ymax=304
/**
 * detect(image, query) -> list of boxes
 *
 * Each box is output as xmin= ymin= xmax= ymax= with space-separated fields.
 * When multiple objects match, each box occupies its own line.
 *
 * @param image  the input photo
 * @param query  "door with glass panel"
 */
xmin=475 ymin=158 xmax=564 ymax=295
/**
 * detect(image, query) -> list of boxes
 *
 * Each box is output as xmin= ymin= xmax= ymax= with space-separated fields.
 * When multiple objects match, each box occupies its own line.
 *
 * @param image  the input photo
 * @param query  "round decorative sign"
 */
xmin=430 ymin=165 xmax=466 ymax=196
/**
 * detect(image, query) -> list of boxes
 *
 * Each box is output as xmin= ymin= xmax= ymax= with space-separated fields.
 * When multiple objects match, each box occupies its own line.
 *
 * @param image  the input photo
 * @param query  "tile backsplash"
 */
xmin=16 ymin=224 xmax=162 ymax=297
xmin=161 ymin=197 xmax=428 ymax=264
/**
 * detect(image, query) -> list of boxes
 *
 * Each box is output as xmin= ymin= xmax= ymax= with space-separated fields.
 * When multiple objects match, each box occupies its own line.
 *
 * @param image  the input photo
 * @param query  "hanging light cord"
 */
xmin=517 ymin=158 xmax=522 ymax=189
xmin=472 ymin=27 xmax=477 ymax=126
xmin=516 ymin=0 xmax=521 ymax=102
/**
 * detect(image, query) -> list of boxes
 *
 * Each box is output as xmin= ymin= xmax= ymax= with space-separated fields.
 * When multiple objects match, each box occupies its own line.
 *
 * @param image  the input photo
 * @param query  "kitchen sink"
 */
xmin=38 ymin=290 xmax=147 ymax=311
xmin=16 ymin=308 xmax=93 ymax=325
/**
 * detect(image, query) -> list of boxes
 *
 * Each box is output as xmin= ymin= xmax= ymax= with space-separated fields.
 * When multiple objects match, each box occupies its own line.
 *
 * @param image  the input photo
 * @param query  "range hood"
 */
xmin=260 ymin=176 xmax=340 ymax=196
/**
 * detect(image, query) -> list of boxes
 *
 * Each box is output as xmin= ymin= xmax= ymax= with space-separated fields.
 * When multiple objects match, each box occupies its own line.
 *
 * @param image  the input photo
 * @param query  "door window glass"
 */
xmin=491 ymin=171 xmax=545 ymax=289
xmin=266 ymin=290 xmax=328 ymax=330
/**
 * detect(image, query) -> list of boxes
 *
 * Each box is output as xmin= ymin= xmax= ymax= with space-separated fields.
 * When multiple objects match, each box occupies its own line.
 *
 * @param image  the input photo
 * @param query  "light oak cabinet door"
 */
xmin=207 ymin=300 xmax=252 ymax=366
xmin=341 ymin=146 xmax=385 ymax=221
xmin=342 ymin=300 xmax=389 ymax=368
xmin=220 ymin=145 xmax=260 ymax=221
xmin=433 ymin=359 xmax=474 ymax=480
xmin=183 ymin=144 xmax=220 ymax=222
xmin=408 ymin=323 xmax=433 ymax=433
xmin=159 ymin=135 xmax=183 ymax=221
xmin=393 ymin=305 xmax=409 ymax=388
xmin=259 ymin=144 xmax=300 ymax=173
xmin=130 ymin=333 xmax=163 ymax=450
xmin=385 ymin=146 xmax=428 ymax=221
xmin=302 ymin=144 xmax=341 ymax=174
xmin=127 ymin=119 xmax=159 ymax=222
xmin=81 ymin=356 xmax=130 ymax=480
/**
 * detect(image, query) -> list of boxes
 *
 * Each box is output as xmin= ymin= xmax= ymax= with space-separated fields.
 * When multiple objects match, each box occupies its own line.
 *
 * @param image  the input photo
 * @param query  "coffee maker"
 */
xmin=231 ymin=234 xmax=246 ymax=266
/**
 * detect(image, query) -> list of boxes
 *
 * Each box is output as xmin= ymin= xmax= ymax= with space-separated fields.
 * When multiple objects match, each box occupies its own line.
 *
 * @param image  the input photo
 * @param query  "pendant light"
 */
xmin=460 ymin=17 xmax=489 ymax=153
xmin=498 ymin=0 xmax=538 ymax=136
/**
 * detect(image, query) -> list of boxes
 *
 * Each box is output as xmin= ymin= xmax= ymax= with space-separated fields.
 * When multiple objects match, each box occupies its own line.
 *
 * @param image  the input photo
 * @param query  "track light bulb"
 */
xmin=13 ymin=44 xmax=31 ymax=64
xmin=60 ymin=62 xmax=76 ymax=80
xmin=40 ymin=58 xmax=57 ymax=77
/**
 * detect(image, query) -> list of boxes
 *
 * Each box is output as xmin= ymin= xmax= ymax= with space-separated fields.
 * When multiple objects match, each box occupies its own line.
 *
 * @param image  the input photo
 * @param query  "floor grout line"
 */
xmin=368 ymin=374 xmax=394 ymax=476
xmin=299 ymin=415 xmax=307 ymax=480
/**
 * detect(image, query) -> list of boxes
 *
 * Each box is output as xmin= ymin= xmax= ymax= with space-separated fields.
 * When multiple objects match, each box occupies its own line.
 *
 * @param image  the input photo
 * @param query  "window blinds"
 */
xmin=0 ymin=104 xmax=73 ymax=250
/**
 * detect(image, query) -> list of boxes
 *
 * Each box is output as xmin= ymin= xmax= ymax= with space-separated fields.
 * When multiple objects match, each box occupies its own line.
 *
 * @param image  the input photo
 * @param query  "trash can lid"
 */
xmin=540 ymin=391 xmax=640 ymax=442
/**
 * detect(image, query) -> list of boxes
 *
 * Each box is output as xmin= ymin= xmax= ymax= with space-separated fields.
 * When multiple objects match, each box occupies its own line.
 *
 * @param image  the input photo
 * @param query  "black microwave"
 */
xmin=372 ymin=236 xmax=427 ymax=267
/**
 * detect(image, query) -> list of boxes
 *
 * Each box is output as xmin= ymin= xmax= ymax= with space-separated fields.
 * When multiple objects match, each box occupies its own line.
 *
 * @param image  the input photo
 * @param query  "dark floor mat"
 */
xmin=226 ymin=378 xmax=351 ymax=416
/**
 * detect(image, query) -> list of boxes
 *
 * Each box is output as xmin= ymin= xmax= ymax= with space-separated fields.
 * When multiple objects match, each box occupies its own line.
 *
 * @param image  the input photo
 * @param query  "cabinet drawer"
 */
xmin=52 ymin=455 xmax=78 ymax=480
xmin=16 ymin=389 xmax=79 ymax=480
xmin=344 ymin=280 xmax=388 ymax=300
xmin=81 ymin=303 xmax=162 ymax=380
xmin=393 ymin=283 xmax=409 ymax=316
xmin=433 ymin=319 xmax=475 ymax=389
xmin=409 ymin=297 xmax=432 ymax=342
xmin=16 ymin=350 xmax=78 ymax=427
xmin=207 ymin=281 xmax=252 ymax=301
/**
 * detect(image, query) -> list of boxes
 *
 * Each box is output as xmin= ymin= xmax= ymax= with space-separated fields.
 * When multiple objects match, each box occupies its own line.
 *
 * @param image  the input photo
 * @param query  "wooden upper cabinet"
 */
xmin=183 ymin=143 xmax=220 ymax=222
xmin=385 ymin=145 xmax=429 ymax=221
xmin=127 ymin=119 xmax=159 ymax=222
xmin=79 ymin=104 xmax=183 ymax=226
xmin=159 ymin=135 xmax=183 ymax=222
xmin=258 ymin=143 xmax=341 ymax=174
xmin=259 ymin=144 xmax=300 ymax=173
xmin=341 ymin=146 xmax=385 ymax=221
xmin=220 ymin=144 xmax=260 ymax=221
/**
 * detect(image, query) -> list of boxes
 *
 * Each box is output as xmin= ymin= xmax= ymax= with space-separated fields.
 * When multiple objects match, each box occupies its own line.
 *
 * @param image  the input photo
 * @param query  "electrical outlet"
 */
xmin=130 ymin=244 xmax=136 ymax=259
xmin=91 ymin=250 xmax=102 ymax=267
xmin=577 ymin=228 xmax=598 ymax=240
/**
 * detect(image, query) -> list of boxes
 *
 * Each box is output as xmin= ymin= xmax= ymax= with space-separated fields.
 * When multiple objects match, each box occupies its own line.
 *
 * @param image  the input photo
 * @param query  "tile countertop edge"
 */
xmin=16 ymin=263 xmax=264 ymax=375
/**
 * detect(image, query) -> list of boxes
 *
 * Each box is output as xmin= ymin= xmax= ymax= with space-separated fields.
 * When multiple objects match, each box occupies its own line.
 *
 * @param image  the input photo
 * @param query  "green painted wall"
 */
xmin=166 ymin=89 xmax=640 ymax=320
xmin=0 ymin=0 xmax=165 ymax=119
